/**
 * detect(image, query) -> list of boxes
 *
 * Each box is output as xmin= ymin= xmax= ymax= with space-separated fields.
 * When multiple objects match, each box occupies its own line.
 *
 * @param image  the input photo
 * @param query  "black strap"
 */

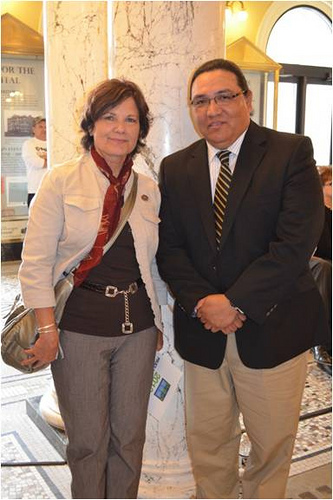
xmin=80 ymin=277 xmax=143 ymax=295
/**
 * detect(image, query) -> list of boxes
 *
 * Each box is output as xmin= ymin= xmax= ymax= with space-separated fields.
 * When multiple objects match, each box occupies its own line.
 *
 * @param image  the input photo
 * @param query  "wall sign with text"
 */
xmin=1 ymin=56 xmax=45 ymax=242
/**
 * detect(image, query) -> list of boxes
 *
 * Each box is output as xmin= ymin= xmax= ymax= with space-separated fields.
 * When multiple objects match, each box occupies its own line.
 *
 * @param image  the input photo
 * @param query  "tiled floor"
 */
xmin=1 ymin=260 xmax=332 ymax=499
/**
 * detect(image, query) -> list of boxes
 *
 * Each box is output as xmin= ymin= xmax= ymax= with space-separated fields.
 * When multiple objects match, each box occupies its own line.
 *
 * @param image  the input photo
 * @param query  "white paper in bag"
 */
xmin=148 ymin=354 xmax=182 ymax=421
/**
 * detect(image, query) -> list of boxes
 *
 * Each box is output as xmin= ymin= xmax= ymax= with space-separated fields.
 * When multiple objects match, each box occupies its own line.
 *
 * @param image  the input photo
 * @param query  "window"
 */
xmin=266 ymin=6 xmax=331 ymax=67
xmin=265 ymin=6 xmax=332 ymax=164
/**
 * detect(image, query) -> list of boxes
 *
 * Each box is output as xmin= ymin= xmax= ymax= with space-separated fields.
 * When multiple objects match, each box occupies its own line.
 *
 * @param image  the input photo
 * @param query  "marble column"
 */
xmin=112 ymin=1 xmax=225 ymax=176
xmin=43 ymin=1 xmax=108 ymax=165
xmin=111 ymin=2 xmax=225 ymax=497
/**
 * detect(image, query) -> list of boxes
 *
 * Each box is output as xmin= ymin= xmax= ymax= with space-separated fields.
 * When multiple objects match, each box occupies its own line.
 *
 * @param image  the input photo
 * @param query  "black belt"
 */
xmin=80 ymin=278 xmax=143 ymax=298
xmin=80 ymin=278 xmax=144 ymax=334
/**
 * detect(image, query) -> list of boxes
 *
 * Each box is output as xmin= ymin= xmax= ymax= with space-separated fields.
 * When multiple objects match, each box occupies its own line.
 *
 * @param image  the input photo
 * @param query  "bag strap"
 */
xmin=102 ymin=170 xmax=138 ymax=255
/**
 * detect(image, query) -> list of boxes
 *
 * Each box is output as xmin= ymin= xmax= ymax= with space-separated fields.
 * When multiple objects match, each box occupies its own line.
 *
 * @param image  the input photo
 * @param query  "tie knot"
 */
xmin=217 ymin=150 xmax=230 ymax=165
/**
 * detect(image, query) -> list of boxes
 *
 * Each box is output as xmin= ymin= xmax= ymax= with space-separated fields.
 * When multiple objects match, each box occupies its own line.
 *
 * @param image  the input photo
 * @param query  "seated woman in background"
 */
xmin=310 ymin=165 xmax=332 ymax=375
xmin=19 ymin=78 xmax=166 ymax=499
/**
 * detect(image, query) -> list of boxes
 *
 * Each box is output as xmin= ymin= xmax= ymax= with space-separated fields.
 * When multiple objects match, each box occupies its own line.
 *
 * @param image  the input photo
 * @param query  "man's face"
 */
xmin=33 ymin=121 xmax=46 ymax=141
xmin=190 ymin=69 xmax=253 ymax=149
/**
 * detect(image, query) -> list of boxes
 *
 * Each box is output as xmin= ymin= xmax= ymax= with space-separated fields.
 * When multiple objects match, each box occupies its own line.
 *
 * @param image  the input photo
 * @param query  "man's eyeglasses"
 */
xmin=191 ymin=90 xmax=247 ymax=109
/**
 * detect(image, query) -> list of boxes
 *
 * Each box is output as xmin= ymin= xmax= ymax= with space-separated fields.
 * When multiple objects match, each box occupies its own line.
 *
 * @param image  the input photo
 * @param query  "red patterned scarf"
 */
xmin=74 ymin=146 xmax=133 ymax=286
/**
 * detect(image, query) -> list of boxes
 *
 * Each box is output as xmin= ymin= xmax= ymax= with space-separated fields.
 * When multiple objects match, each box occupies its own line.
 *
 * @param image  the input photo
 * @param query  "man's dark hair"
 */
xmin=189 ymin=59 xmax=249 ymax=98
xmin=80 ymin=78 xmax=152 ymax=155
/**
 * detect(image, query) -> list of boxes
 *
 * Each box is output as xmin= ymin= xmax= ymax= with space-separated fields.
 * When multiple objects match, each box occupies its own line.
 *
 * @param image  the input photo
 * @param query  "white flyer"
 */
xmin=148 ymin=354 xmax=182 ymax=421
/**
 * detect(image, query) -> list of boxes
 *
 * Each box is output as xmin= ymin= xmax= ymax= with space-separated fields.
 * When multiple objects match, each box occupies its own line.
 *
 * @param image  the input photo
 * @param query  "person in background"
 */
xmin=157 ymin=58 xmax=328 ymax=499
xmin=310 ymin=165 xmax=332 ymax=375
xmin=22 ymin=116 xmax=47 ymax=207
xmin=19 ymin=79 xmax=166 ymax=499
xmin=314 ymin=166 xmax=332 ymax=260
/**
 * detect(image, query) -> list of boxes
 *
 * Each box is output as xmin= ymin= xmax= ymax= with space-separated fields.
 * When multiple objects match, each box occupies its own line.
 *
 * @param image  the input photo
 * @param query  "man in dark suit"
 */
xmin=157 ymin=59 xmax=328 ymax=499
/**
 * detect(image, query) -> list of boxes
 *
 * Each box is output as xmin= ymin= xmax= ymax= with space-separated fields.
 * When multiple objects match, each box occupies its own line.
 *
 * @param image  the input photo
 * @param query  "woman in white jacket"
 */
xmin=19 ymin=79 xmax=166 ymax=499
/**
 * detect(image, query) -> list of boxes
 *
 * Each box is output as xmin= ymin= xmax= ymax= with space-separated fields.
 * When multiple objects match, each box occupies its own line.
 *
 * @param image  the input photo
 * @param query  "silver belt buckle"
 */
xmin=105 ymin=285 xmax=118 ymax=298
xmin=128 ymin=282 xmax=138 ymax=294
xmin=122 ymin=322 xmax=134 ymax=334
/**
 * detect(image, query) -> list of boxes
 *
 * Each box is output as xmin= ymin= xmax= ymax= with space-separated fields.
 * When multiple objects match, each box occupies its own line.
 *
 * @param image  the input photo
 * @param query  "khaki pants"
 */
xmin=52 ymin=327 xmax=157 ymax=499
xmin=185 ymin=333 xmax=308 ymax=499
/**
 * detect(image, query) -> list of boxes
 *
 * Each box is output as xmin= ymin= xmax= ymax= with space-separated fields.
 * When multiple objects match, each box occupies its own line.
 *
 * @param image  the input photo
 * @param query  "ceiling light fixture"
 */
xmin=226 ymin=1 xmax=248 ymax=22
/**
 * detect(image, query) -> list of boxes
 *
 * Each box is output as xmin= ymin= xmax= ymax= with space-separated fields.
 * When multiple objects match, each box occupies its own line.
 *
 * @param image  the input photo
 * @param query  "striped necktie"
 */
xmin=214 ymin=150 xmax=231 ymax=247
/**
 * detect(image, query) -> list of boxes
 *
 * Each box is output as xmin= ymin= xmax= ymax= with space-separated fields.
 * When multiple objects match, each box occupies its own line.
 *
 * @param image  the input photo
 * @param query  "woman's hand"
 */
xmin=21 ymin=331 xmax=59 ymax=369
xmin=156 ymin=329 xmax=164 ymax=351
xmin=21 ymin=307 xmax=59 ymax=368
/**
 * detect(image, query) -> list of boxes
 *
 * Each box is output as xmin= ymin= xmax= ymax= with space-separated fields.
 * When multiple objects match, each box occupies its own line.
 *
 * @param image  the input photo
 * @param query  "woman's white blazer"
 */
xmin=19 ymin=153 xmax=167 ymax=331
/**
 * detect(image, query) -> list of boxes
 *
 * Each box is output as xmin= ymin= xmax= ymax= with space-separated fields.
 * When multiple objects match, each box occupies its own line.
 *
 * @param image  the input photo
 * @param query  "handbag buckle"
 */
xmin=105 ymin=286 xmax=118 ymax=298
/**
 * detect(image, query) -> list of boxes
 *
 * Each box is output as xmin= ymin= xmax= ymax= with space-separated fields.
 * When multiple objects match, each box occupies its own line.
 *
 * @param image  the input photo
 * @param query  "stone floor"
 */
xmin=1 ymin=260 xmax=332 ymax=499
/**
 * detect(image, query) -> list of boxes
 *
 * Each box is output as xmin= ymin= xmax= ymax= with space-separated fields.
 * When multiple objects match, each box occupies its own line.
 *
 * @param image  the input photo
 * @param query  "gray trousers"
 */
xmin=51 ymin=327 xmax=157 ymax=499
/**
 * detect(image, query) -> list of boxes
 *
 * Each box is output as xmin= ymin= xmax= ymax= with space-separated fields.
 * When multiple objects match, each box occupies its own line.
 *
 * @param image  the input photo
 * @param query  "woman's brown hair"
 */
xmin=317 ymin=166 xmax=332 ymax=186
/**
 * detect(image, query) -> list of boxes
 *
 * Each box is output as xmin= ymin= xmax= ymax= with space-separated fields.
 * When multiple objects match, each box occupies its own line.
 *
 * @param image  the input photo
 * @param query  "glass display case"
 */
xmin=226 ymin=36 xmax=281 ymax=129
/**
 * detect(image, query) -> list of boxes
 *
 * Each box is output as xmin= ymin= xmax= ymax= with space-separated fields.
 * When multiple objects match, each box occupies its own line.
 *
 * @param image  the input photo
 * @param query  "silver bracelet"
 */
xmin=38 ymin=329 xmax=59 ymax=335
xmin=37 ymin=324 xmax=58 ymax=334
xmin=37 ymin=322 xmax=56 ymax=331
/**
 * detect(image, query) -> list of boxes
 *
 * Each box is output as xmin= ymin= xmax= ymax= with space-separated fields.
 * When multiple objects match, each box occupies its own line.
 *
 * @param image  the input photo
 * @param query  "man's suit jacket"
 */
xmin=157 ymin=120 xmax=329 ymax=369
